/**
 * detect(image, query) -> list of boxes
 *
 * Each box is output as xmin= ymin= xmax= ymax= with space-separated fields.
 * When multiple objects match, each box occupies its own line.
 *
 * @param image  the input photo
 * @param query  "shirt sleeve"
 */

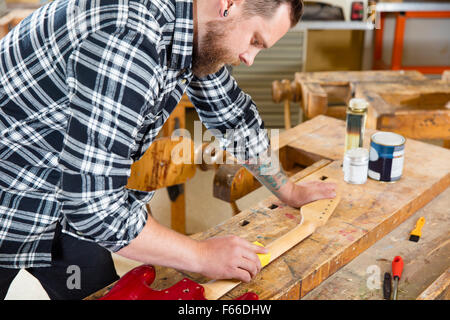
xmin=186 ymin=67 xmax=270 ymax=162
xmin=57 ymin=28 xmax=162 ymax=251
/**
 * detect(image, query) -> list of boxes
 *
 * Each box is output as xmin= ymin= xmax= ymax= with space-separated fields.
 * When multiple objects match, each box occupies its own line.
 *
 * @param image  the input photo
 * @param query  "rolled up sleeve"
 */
xmin=57 ymin=28 xmax=161 ymax=251
xmin=186 ymin=67 xmax=270 ymax=162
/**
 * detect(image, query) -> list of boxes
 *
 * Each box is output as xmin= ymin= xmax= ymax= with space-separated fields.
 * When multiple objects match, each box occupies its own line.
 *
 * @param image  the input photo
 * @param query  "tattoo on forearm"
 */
xmin=243 ymin=162 xmax=289 ymax=197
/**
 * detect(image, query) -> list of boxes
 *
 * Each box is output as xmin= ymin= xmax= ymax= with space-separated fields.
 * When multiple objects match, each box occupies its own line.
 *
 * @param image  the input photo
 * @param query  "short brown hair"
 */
xmin=242 ymin=0 xmax=304 ymax=27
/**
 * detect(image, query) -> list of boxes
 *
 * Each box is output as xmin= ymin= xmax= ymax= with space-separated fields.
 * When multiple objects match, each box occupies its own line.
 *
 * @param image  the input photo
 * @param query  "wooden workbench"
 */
xmin=87 ymin=115 xmax=450 ymax=300
xmin=294 ymin=70 xmax=427 ymax=119
xmin=354 ymin=79 xmax=450 ymax=147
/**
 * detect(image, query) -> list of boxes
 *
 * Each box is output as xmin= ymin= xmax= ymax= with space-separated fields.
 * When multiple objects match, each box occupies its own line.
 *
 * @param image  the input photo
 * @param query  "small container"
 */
xmin=343 ymin=148 xmax=369 ymax=184
xmin=344 ymin=98 xmax=368 ymax=152
xmin=368 ymin=132 xmax=406 ymax=182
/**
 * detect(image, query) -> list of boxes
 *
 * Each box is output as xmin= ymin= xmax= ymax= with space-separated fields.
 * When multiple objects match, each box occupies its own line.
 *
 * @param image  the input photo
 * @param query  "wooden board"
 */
xmin=294 ymin=70 xmax=427 ymax=119
xmin=126 ymin=137 xmax=196 ymax=191
xmin=88 ymin=116 xmax=450 ymax=300
xmin=417 ymin=267 xmax=450 ymax=300
xmin=355 ymin=80 xmax=450 ymax=141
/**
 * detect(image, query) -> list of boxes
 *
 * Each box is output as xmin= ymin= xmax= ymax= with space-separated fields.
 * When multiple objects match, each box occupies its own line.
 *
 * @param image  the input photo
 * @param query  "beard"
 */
xmin=192 ymin=18 xmax=240 ymax=78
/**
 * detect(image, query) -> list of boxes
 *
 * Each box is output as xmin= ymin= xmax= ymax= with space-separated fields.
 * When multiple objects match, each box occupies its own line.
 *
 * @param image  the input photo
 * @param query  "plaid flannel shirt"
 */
xmin=0 ymin=0 xmax=269 ymax=268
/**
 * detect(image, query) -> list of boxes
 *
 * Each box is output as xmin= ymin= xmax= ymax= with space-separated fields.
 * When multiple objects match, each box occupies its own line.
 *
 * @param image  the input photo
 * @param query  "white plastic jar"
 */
xmin=343 ymin=148 xmax=369 ymax=184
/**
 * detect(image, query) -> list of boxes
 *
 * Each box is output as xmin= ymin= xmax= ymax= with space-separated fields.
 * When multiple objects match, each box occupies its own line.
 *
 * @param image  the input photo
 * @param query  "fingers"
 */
xmin=304 ymin=180 xmax=337 ymax=199
xmin=233 ymin=267 xmax=253 ymax=283
xmin=320 ymin=181 xmax=337 ymax=198
xmin=286 ymin=181 xmax=338 ymax=208
xmin=236 ymin=257 xmax=258 ymax=282
xmin=200 ymin=236 xmax=269 ymax=282
xmin=246 ymin=240 xmax=269 ymax=254
xmin=232 ymin=237 xmax=267 ymax=281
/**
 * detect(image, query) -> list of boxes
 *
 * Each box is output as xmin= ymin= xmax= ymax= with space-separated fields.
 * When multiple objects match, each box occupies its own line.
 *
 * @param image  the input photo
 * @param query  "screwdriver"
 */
xmin=392 ymin=256 xmax=404 ymax=300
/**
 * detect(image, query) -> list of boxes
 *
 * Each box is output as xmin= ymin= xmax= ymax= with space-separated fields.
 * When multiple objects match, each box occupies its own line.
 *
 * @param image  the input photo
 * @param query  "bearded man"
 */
xmin=0 ymin=0 xmax=336 ymax=299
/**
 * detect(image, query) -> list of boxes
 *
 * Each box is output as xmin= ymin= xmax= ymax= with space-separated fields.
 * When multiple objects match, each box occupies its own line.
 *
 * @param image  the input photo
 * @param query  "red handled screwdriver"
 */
xmin=392 ymin=256 xmax=404 ymax=300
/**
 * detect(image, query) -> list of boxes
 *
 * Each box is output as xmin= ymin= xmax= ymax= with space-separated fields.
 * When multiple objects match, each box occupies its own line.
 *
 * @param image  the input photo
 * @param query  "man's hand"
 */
xmin=196 ymin=235 xmax=268 ymax=282
xmin=279 ymin=180 xmax=337 ymax=208
xmin=243 ymin=158 xmax=337 ymax=208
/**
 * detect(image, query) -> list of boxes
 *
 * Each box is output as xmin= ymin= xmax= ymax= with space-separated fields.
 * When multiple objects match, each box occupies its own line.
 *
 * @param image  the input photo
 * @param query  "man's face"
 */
xmin=192 ymin=4 xmax=292 ymax=78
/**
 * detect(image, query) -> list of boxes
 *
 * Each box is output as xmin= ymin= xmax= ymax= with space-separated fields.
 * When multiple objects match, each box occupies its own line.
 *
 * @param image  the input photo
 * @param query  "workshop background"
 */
xmin=1 ymin=0 xmax=449 ymax=300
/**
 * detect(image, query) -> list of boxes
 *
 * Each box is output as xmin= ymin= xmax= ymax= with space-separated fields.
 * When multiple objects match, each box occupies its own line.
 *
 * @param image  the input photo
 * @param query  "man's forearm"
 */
xmin=243 ymin=160 xmax=293 ymax=202
xmin=115 ymin=213 xmax=268 ymax=282
xmin=116 ymin=214 xmax=202 ymax=273
xmin=243 ymin=155 xmax=337 ymax=208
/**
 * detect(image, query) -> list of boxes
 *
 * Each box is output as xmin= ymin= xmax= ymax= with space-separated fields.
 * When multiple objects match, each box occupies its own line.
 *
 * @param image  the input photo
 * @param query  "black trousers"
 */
xmin=0 ymin=224 xmax=120 ymax=300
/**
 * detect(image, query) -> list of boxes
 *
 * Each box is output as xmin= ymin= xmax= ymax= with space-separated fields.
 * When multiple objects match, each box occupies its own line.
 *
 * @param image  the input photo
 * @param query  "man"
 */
xmin=0 ymin=0 xmax=336 ymax=299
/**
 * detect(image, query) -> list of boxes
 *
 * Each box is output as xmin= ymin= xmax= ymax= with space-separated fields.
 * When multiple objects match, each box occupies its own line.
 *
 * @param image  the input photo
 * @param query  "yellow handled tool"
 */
xmin=409 ymin=217 xmax=425 ymax=242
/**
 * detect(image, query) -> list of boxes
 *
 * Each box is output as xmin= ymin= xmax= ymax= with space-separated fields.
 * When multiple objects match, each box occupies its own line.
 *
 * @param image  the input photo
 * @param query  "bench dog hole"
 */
xmin=268 ymin=204 xmax=278 ymax=210
xmin=320 ymin=176 xmax=328 ymax=181
xmin=240 ymin=220 xmax=250 ymax=227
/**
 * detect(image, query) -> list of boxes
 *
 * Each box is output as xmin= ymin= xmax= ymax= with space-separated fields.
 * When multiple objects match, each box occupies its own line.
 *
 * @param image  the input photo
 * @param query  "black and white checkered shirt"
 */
xmin=0 ymin=0 xmax=269 ymax=268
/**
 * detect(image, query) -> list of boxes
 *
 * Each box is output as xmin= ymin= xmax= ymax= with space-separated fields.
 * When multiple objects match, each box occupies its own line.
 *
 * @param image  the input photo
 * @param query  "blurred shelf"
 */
xmin=293 ymin=20 xmax=375 ymax=30
xmin=376 ymin=2 xmax=450 ymax=13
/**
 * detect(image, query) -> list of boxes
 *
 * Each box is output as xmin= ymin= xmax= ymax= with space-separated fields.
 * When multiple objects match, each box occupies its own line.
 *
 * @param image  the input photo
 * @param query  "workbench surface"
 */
xmin=87 ymin=115 xmax=450 ymax=300
xmin=303 ymin=187 xmax=449 ymax=300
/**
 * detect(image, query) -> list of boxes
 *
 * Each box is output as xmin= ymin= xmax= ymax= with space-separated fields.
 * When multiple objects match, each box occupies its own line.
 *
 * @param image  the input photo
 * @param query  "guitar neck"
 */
xmin=203 ymin=182 xmax=341 ymax=300
xmin=203 ymin=221 xmax=317 ymax=300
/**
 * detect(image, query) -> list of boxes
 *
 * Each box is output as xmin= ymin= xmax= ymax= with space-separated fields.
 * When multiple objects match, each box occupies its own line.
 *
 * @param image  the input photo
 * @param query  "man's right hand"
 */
xmin=196 ymin=235 xmax=268 ymax=283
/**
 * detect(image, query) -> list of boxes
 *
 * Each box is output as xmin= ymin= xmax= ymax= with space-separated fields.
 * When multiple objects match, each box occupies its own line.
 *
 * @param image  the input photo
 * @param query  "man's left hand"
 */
xmin=279 ymin=180 xmax=337 ymax=208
